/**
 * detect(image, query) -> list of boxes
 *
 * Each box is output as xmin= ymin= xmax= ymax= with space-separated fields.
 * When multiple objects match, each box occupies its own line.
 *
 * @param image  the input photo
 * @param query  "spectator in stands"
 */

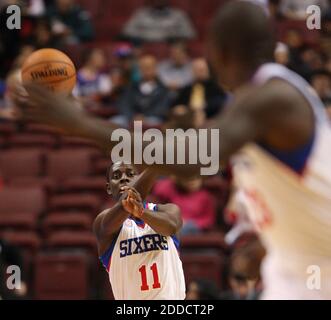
xmin=29 ymin=19 xmax=58 ymax=49
xmin=0 ymin=239 xmax=28 ymax=299
xmin=0 ymin=68 xmax=23 ymax=120
xmin=284 ymin=29 xmax=314 ymax=79
xmin=158 ymin=42 xmax=193 ymax=91
xmin=47 ymin=0 xmax=94 ymax=45
xmin=274 ymin=42 xmax=290 ymax=66
xmin=310 ymin=69 xmax=331 ymax=108
xmin=280 ymin=0 xmax=329 ymax=20
xmin=220 ymin=238 xmax=265 ymax=300
xmin=186 ymin=279 xmax=220 ymax=300
xmin=122 ymin=0 xmax=196 ymax=43
xmin=112 ymin=55 xmax=171 ymax=127
xmin=74 ymin=48 xmax=112 ymax=106
xmin=171 ymin=58 xmax=227 ymax=128
xmin=152 ymin=176 xmax=216 ymax=235
xmin=321 ymin=10 xmax=331 ymax=57
xmin=113 ymin=42 xmax=140 ymax=87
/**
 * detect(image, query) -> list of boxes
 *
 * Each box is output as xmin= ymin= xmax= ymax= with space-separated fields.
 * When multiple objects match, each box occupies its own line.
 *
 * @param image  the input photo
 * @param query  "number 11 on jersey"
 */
xmin=139 ymin=263 xmax=161 ymax=291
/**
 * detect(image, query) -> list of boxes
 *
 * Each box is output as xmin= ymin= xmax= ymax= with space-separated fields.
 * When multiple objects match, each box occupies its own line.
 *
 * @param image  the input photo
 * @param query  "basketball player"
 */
xmin=13 ymin=1 xmax=331 ymax=299
xmin=94 ymin=161 xmax=185 ymax=300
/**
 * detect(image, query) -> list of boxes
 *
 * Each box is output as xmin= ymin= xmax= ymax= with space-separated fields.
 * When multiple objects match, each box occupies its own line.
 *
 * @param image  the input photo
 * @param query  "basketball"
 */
xmin=21 ymin=48 xmax=76 ymax=95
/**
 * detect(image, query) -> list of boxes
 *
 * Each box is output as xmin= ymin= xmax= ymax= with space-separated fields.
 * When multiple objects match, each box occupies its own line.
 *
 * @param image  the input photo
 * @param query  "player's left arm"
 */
xmin=123 ymin=188 xmax=182 ymax=236
xmin=141 ymin=203 xmax=182 ymax=237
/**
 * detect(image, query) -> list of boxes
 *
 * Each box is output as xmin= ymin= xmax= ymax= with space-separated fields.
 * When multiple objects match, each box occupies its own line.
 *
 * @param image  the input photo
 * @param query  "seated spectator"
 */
xmin=284 ymin=29 xmax=318 ymax=79
xmin=29 ymin=19 xmax=58 ymax=49
xmin=310 ymin=69 xmax=331 ymax=108
xmin=158 ymin=42 xmax=193 ymax=91
xmin=112 ymin=42 xmax=140 ymax=86
xmin=122 ymin=0 xmax=196 ymax=43
xmin=220 ymin=237 xmax=265 ymax=300
xmin=274 ymin=42 xmax=290 ymax=66
xmin=74 ymin=48 xmax=112 ymax=106
xmin=280 ymin=0 xmax=329 ymax=20
xmin=112 ymin=55 xmax=171 ymax=127
xmin=47 ymin=0 xmax=94 ymax=45
xmin=152 ymin=176 xmax=216 ymax=235
xmin=171 ymin=58 xmax=227 ymax=128
xmin=321 ymin=11 xmax=331 ymax=57
xmin=0 ymin=68 xmax=22 ymax=120
xmin=186 ymin=279 xmax=220 ymax=300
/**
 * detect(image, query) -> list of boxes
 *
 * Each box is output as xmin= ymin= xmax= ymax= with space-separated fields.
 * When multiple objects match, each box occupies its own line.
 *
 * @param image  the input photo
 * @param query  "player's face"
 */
xmin=107 ymin=163 xmax=138 ymax=199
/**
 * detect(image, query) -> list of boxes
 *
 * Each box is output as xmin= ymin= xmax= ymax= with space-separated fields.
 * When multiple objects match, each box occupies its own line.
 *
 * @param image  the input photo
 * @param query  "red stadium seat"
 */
xmin=0 ymin=187 xmax=45 ymax=214
xmin=42 ymin=212 xmax=93 ymax=233
xmin=181 ymin=232 xmax=227 ymax=252
xmin=34 ymin=251 xmax=90 ymax=299
xmin=181 ymin=251 xmax=225 ymax=289
xmin=94 ymin=157 xmax=110 ymax=175
xmin=8 ymin=176 xmax=56 ymax=194
xmin=8 ymin=133 xmax=57 ymax=148
xmin=49 ymin=193 xmax=101 ymax=213
xmin=0 ymin=186 xmax=46 ymax=217
xmin=23 ymin=123 xmax=64 ymax=135
xmin=0 ymin=231 xmax=41 ymax=255
xmin=45 ymin=231 xmax=97 ymax=255
xmin=0 ymin=121 xmax=17 ymax=135
xmin=0 ymin=149 xmax=45 ymax=180
xmin=0 ymin=213 xmax=37 ymax=230
xmin=62 ymin=176 xmax=106 ymax=194
xmin=59 ymin=136 xmax=99 ymax=149
xmin=46 ymin=149 xmax=97 ymax=181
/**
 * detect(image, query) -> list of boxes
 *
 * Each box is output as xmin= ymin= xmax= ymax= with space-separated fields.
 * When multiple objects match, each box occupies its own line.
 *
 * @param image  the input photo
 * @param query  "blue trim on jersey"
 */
xmin=99 ymin=227 xmax=122 ymax=270
xmin=171 ymin=235 xmax=180 ymax=250
xmin=259 ymin=133 xmax=315 ymax=174
xmin=130 ymin=216 xmax=145 ymax=227
xmin=129 ymin=202 xmax=158 ymax=228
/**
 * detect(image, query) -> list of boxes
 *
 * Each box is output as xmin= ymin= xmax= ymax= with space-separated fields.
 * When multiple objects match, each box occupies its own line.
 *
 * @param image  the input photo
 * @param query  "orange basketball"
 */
xmin=21 ymin=48 xmax=76 ymax=95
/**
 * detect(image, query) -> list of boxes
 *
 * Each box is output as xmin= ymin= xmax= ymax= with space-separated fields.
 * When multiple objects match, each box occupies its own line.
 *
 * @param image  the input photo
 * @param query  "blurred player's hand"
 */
xmin=121 ymin=187 xmax=144 ymax=218
xmin=11 ymin=83 xmax=86 ymax=135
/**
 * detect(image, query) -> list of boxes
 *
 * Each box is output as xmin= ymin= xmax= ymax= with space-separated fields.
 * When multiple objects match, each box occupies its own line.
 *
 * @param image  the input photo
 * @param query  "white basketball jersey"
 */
xmin=100 ymin=203 xmax=186 ymax=300
xmin=231 ymin=63 xmax=331 ymax=299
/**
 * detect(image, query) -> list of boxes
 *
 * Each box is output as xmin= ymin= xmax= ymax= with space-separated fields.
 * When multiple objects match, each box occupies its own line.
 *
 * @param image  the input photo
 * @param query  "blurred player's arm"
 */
xmin=14 ymin=80 xmax=313 ymax=176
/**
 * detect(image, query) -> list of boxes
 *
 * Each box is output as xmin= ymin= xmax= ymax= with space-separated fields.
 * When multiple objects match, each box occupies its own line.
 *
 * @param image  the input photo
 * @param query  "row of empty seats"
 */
xmin=0 ymin=229 xmax=226 ymax=299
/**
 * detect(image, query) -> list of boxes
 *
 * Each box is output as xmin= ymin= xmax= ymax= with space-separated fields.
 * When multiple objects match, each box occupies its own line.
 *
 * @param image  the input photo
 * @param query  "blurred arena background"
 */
xmin=0 ymin=0 xmax=330 ymax=299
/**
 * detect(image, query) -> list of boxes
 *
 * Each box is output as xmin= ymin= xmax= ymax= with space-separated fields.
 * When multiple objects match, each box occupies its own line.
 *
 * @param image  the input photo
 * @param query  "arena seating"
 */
xmin=181 ymin=251 xmax=225 ymax=289
xmin=34 ymin=251 xmax=91 ymax=299
xmin=0 ymin=148 xmax=45 ymax=179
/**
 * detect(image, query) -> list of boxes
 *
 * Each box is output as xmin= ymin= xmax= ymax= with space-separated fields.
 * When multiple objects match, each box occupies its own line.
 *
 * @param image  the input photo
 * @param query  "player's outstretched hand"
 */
xmin=121 ymin=187 xmax=144 ymax=218
xmin=11 ymin=83 xmax=86 ymax=135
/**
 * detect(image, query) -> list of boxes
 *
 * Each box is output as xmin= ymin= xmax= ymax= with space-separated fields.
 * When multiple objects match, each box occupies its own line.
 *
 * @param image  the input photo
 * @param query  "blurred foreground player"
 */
xmin=13 ymin=1 xmax=331 ymax=299
xmin=93 ymin=162 xmax=185 ymax=300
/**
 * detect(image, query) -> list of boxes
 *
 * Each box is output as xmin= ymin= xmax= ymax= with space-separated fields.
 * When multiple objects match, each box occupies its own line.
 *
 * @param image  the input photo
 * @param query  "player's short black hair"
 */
xmin=210 ymin=1 xmax=275 ymax=67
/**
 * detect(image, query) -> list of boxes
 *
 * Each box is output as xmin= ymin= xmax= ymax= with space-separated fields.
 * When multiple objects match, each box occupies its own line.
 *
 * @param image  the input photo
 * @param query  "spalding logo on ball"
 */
xmin=21 ymin=48 xmax=77 ymax=95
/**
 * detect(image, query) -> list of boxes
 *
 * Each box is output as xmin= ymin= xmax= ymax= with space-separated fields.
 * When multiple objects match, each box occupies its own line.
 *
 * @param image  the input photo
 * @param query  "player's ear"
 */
xmin=106 ymin=183 xmax=112 ymax=195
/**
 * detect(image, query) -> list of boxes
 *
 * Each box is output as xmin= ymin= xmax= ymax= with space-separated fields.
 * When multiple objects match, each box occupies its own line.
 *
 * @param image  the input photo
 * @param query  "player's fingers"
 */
xmin=128 ymin=188 xmax=142 ymax=202
xmin=130 ymin=198 xmax=142 ymax=210
xmin=122 ymin=200 xmax=130 ymax=212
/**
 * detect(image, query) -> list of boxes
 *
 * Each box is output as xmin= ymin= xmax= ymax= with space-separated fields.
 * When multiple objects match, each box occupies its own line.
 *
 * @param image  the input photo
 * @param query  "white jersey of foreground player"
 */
xmin=232 ymin=63 xmax=331 ymax=299
xmin=101 ymin=203 xmax=186 ymax=300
